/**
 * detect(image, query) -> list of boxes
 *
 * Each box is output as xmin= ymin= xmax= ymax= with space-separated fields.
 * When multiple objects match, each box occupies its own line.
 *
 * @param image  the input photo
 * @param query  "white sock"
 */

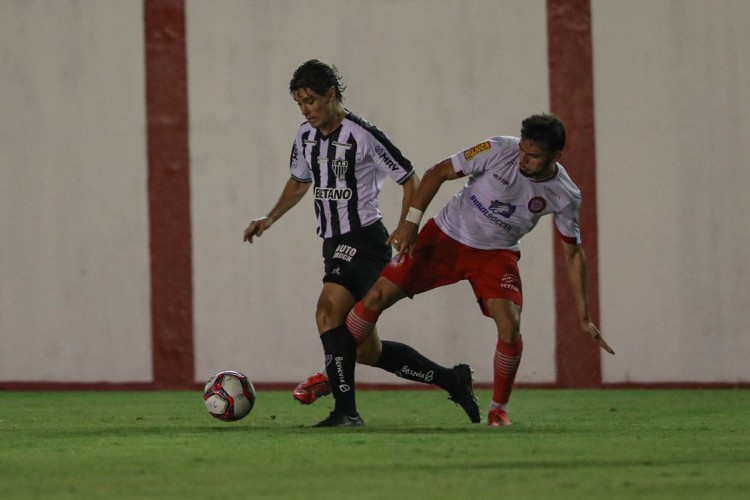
xmin=490 ymin=401 xmax=508 ymax=411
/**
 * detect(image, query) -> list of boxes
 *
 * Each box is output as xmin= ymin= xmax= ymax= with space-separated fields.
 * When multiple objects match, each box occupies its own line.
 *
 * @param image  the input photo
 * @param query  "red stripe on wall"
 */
xmin=144 ymin=0 xmax=194 ymax=389
xmin=547 ymin=0 xmax=602 ymax=387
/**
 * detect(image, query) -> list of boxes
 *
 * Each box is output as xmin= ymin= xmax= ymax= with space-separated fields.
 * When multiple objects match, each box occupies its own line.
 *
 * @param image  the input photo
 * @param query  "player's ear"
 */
xmin=325 ymin=86 xmax=336 ymax=101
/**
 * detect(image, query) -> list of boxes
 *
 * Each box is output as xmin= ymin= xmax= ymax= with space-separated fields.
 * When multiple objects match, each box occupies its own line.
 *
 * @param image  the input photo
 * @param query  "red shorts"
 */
xmin=381 ymin=219 xmax=523 ymax=316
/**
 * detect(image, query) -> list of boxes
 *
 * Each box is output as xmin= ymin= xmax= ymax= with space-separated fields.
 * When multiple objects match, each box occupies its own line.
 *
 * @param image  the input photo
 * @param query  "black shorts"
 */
xmin=322 ymin=221 xmax=392 ymax=300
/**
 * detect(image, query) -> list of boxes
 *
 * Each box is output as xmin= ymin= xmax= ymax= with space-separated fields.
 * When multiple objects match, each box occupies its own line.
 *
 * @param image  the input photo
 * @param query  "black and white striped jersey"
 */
xmin=289 ymin=112 xmax=415 ymax=238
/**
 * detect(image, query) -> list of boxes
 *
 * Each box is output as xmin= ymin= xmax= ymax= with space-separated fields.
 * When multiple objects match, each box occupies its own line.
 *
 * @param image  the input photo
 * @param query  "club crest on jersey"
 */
xmin=463 ymin=141 xmax=491 ymax=160
xmin=331 ymin=159 xmax=349 ymax=179
xmin=527 ymin=197 xmax=547 ymax=214
xmin=489 ymin=200 xmax=516 ymax=218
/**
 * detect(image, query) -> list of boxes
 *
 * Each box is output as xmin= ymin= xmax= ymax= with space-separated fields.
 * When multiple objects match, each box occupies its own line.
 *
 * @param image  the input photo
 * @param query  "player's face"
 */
xmin=518 ymin=139 xmax=560 ymax=181
xmin=292 ymin=87 xmax=338 ymax=133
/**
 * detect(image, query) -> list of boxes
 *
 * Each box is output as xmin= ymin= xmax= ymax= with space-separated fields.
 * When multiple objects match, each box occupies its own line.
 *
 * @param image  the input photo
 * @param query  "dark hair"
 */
xmin=520 ymin=114 xmax=566 ymax=152
xmin=289 ymin=59 xmax=346 ymax=102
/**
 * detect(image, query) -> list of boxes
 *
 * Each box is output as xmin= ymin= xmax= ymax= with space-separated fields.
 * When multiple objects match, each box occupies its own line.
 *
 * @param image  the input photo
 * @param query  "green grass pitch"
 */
xmin=1 ymin=388 xmax=749 ymax=499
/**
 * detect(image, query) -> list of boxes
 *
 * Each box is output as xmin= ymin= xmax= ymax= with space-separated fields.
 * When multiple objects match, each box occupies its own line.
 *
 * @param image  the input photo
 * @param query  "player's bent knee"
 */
xmin=355 ymin=344 xmax=380 ymax=365
xmin=354 ymin=334 xmax=382 ymax=365
xmin=362 ymin=284 xmax=401 ymax=312
xmin=315 ymin=303 xmax=346 ymax=333
xmin=497 ymin=328 xmax=520 ymax=344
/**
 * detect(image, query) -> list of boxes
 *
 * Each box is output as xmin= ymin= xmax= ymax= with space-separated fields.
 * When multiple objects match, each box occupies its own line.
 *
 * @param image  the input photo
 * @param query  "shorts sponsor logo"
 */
xmin=388 ymin=253 xmax=404 ymax=267
xmin=315 ymin=187 xmax=352 ymax=200
xmin=500 ymin=274 xmax=521 ymax=294
xmin=489 ymin=200 xmax=516 ymax=218
xmin=527 ymin=197 xmax=547 ymax=214
xmin=463 ymin=141 xmax=491 ymax=161
xmin=333 ymin=244 xmax=357 ymax=262
xmin=331 ymin=159 xmax=348 ymax=178
xmin=470 ymin=195 xmax=513 ymax=233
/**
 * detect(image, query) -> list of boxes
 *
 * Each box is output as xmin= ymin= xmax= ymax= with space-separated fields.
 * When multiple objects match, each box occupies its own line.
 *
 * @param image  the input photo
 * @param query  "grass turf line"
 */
xmin=1 ymin=389 xmax=749 ymax=499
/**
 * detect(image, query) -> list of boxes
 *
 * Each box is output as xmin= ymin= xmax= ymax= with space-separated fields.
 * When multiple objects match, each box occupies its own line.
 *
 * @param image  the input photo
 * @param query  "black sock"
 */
xmin=373 ymin=340 xmax=456 ymax=393
xmin=320 ymin=325 xmax=358 ymax=417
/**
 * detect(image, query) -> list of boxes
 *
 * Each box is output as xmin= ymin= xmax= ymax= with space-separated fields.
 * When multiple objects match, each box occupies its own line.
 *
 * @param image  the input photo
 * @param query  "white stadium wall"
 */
xmin=592 ymin=0 xmax=750 ymax=384
xmin=0 ymin=0 xmax=748 ymax=389
xmin=0 ymin=1 xmax=152 ymax=383
xmin=186 ymin=0 xmax=555 ymax=387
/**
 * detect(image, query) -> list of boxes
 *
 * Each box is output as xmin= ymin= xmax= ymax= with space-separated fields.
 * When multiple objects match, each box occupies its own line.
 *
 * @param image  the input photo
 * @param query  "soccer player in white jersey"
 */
xmin=244 ymin=60 xmax=480 ymax=427
xmin=300 ymin=113 xmax=615 ymax=426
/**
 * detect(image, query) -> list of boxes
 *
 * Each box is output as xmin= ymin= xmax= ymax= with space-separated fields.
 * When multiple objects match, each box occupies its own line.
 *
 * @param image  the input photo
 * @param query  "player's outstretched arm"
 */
xmin=585 ymin=321 xmax=614 ymax=355
xmin=243 ymin=177 xmax=310 ymax=244
xmin=388 ymin=173 xmax=419 ymax=254
xmin=389 ymin=159 xmax=458 ymax=256
xmin=560 ymin=240 xmax=615 ymax=355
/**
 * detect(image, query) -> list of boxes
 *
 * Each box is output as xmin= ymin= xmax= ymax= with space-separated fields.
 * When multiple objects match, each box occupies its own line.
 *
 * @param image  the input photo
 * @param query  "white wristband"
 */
xmin=405 ymin=207 xmax=424 ymax=226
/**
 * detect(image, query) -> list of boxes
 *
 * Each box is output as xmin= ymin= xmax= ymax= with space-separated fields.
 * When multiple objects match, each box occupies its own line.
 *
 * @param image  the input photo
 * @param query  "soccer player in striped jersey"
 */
xmin=244 ymin=60 xmax=479 ymax=427
xmin=335 ymin=114 xmax=615 ymax=427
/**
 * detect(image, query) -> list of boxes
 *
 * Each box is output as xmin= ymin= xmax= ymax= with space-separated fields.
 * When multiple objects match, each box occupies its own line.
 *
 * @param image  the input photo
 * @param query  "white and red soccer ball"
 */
xmin=203 ymin=370 xmax=256 ymax=421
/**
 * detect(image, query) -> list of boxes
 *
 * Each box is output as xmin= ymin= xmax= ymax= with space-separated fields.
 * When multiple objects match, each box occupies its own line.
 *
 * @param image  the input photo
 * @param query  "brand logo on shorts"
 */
xmin=527 ymin=197 xmax=547 ymax=214
xmin=500 ymin=274 xmax=521 ymax=294
xmin=388 ymin=252 xmax=406 ymax=267
xmin=333 ymin=244 xmax=357 ymax=262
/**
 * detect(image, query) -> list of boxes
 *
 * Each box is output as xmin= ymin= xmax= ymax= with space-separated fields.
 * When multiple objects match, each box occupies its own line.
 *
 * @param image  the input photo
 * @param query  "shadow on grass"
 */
xmin=39 ymin=424 xmax=497 ymax=438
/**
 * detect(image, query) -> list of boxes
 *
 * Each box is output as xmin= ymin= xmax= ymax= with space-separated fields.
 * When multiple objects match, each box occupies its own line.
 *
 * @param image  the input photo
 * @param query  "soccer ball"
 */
xmin=203 ymin=370 xmax=256 ymax=421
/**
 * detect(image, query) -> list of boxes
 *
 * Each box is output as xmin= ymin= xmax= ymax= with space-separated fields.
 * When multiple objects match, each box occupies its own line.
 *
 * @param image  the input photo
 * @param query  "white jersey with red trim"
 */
xmin=434 ymin=135 xmax=582 ymax=251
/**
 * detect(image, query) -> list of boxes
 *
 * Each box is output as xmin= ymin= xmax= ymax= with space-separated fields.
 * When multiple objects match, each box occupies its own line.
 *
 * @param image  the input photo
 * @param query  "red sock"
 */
xmin=346 ymin=301 xmax=381 ymax=345
xmin=492 ymin=337 xmax=523 ymax=405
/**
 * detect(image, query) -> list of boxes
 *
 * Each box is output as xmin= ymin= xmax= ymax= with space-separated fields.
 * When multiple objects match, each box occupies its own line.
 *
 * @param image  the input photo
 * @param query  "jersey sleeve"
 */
xmin=554 ymin=198 xmax=582 ymax=244
xmin=366 ymin=132 xmax=415 ymax=185
xmin=450 ymin=136 xmax=515 ymax=177
xmin=289 ymin=133 xmax=311 ymax=183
